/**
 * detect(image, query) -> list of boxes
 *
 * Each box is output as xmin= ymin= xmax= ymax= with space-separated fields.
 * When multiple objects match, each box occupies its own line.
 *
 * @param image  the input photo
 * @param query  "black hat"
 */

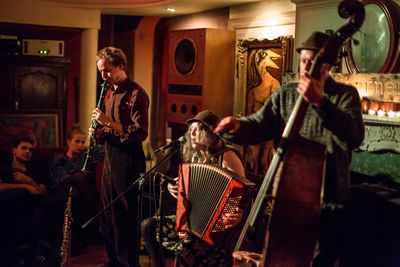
xmin=186 ymin=110 xmax=220 ymax=132
xmin=296 ymin=31 xmax=329 ymax=53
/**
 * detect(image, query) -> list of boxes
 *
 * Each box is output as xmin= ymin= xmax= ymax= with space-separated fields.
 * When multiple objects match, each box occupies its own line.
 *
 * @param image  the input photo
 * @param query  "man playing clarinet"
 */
xmin=91 ymin=46 xmax=149 ymax=267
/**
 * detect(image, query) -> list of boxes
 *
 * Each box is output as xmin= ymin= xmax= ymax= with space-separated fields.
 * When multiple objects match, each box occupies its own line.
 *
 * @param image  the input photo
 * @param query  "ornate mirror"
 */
xmin=344 ymin=0 xmax=400 ymax=73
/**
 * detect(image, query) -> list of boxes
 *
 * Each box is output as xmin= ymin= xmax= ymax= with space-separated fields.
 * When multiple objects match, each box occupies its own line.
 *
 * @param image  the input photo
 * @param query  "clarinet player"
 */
xmin=91 ymin=46 xmax=149 ymax=267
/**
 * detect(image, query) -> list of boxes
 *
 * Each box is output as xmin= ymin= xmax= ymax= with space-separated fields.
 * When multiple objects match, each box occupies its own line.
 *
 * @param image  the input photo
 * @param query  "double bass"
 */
xmin=232 ymin=1 xmax=365 ymax=266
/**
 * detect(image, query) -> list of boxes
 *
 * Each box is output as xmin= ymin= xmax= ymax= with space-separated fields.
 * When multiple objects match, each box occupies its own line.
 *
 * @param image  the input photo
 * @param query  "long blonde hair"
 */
xmin=180 ymin=122 xmax=225 ymax=164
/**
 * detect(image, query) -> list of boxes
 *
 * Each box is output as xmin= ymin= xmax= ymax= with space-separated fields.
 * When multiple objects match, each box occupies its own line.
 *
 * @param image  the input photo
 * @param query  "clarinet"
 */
xmin=60 ymin=187 xmax=73 ymax=267
xmin=81 ymin=81 xmax=109 ymax=172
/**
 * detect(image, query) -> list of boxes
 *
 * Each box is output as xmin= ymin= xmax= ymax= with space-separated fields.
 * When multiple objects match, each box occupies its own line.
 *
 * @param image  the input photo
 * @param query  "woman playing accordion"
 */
xmin=141 ymin=110 xmax=252 ymax=267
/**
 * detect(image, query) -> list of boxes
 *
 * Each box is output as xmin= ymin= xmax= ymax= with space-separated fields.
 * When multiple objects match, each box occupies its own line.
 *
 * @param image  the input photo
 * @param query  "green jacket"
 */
xmin=228 ymin=77 xmax=364 ymax=203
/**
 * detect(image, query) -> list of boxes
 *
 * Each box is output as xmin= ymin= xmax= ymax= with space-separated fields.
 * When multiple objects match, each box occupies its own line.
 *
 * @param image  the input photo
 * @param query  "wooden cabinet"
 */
xmin=0 ymin=55 xmax=70 ymax=136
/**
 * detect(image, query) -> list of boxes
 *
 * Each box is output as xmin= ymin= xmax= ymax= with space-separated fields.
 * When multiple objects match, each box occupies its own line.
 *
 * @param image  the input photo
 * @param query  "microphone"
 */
xmin=153 ymin=136 xmax=184 ymax=153
xmin=155 ymin=172 xmax=177 ymax=185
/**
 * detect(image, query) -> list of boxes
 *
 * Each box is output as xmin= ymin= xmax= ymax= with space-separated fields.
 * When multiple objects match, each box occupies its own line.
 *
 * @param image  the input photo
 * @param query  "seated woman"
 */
xmin=37 ymin=124 xmax=104 ymax=260
xmin=47 ymin=124 xmax=104 ymax=217
xmin=141 ymin=110 xmax=249 ymax=267
xmin=49 ymin=124 xmax=103 ymax=191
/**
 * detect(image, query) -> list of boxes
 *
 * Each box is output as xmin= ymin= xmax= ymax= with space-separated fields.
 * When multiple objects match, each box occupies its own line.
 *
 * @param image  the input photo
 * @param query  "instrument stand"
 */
xmin=81 ymin=147 xmax=180 ymax=267
xmin=156 ymin=177 xmax=169 ymax=267
xmin=136 ymin=173 xmax=145 ymax=267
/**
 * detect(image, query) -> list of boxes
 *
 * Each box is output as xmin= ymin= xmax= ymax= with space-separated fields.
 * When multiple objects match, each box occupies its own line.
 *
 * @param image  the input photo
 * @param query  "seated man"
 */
xmin=0 ymin=137 xmax=47 ymax=265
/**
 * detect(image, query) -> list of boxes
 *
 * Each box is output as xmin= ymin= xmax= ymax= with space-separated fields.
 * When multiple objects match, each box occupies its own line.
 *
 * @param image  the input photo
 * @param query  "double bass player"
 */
xmin=214 ymin=31 xmax=364 ymax=266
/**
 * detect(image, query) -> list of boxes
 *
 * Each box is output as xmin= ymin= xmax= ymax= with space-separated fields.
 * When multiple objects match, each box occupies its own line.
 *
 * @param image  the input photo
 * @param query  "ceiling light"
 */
xmin=166 ymin=8 xmax=176 ymax=13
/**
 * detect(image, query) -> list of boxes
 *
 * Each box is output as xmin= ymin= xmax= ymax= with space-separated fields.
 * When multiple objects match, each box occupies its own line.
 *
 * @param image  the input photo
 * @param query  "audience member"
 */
xmin=0 ymin=137 xmax=47 ymax=266
xmin=36 ymin=124 xmax=104 ymax=263
xmin=48 ymin=124 xmax=103 ymax=214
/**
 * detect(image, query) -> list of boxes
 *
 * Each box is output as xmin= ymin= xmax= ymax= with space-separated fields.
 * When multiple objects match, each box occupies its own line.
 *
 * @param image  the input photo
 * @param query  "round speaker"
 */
xmin=174 ymin=38 xmax=196 ymax=75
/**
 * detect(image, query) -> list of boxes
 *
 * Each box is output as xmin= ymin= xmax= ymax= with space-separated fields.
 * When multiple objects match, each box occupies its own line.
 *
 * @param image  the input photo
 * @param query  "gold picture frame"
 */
xmin=0 ymin=111 xmax=61 ymax=148
xmin=236 ymin=36 xmax=294 ymax=178
xmin=236 ymin=36 xmax=294 ymax=116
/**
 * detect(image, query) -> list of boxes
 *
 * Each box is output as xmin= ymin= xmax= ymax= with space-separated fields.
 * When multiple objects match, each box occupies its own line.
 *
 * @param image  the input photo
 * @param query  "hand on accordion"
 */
xmin=222 ymin=207 xmax=243 ymax=229
xmin=167 ymin=177 xmax=179 ymax=199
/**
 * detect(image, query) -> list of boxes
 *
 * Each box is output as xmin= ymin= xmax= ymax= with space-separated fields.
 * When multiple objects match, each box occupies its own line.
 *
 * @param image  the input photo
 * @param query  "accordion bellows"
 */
xmin=176 ymin=163 xmax=255 ymax=245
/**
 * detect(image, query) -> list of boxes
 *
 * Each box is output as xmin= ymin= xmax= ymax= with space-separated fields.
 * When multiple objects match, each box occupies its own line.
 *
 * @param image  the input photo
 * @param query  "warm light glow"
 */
xmin=166 ymin=8 xmax=175 ymax=13
xmin=259 ymin=26 xmax=290 ymax=40
xmin=358 ymin=89 xmax=367 ymax=98
xmin=361 ymin=98 xmax=370 ymax=114
xmin=377 ymin=110 xmax=385 ymax=117
xmin=238 ymin=24 xmax=295 ymax=41
xmin=262 ymin=17 xmax=280 ymax=27
xmin=370 ymin=101 xmax=380 ymax=111
xmin=364 ymin=100 xmax=400 ymax=118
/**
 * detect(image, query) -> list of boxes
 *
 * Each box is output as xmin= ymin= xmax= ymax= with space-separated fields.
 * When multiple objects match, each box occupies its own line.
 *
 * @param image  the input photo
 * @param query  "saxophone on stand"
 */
xmin=60 ymin=187 xmax=73 ymax=267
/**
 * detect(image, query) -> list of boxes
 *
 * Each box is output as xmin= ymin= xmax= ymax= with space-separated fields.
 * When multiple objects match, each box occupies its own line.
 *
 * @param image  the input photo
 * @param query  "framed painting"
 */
xmin=236 ymin=36 xmax=294 ymax=179
xmin=0 ymin=111 xmax=62 ymax=148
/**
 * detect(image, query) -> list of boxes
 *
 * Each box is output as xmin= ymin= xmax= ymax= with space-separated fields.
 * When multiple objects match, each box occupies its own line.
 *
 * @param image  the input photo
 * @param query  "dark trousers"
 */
xmin=35 ymin=171 xmax=99 ymax=258
xmin=100 ymin=143 xmax=145 ymax=267
xmin=0 ymin=189 xmax=34 ymax=264
xmin=312 ymin=208 xmax=348 ymax=267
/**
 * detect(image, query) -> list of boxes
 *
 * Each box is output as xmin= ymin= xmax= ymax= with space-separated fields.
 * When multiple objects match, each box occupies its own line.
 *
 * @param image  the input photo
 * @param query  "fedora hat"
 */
xmin=296 ymin=31 xmax=329 ymax=53
xmin=186 ymin=110 xmax=220 ymax=132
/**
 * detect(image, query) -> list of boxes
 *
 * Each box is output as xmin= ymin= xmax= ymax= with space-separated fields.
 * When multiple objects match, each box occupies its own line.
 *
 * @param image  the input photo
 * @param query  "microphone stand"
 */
xmin=81 ymin=146 xmax=180 ymax=266
xmin=157 ymin=173 xmax=167 ymax=267
xmin=154 ymin=172 xmax=177 ymax=267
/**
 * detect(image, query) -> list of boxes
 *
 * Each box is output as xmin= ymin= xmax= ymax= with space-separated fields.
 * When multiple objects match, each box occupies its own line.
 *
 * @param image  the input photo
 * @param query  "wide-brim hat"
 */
xmin=296 ymin=31 xmax=330 ymax=53
xmin=186 ymin=110 xmax=220 ymax=133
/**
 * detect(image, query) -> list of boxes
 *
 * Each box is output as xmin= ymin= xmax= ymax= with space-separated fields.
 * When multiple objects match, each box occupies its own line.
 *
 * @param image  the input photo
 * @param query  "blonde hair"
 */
xmin=180 ymin=122 xmax=225 ymax=164
xmin=66 ymin=124 xmax=85 ymax=141
xmin=96 ymin=46 xmax=127 ymax=70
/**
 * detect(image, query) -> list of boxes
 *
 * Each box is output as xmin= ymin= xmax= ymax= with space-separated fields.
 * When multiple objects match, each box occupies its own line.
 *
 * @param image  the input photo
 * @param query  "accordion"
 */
xmin=176 ymin=163 xmax=255 ymax=245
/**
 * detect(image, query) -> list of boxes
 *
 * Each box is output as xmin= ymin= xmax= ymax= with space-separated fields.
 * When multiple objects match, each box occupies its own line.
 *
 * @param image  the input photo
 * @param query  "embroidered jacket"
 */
xmin=103 ymin=78 xmax=149 ymax=146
